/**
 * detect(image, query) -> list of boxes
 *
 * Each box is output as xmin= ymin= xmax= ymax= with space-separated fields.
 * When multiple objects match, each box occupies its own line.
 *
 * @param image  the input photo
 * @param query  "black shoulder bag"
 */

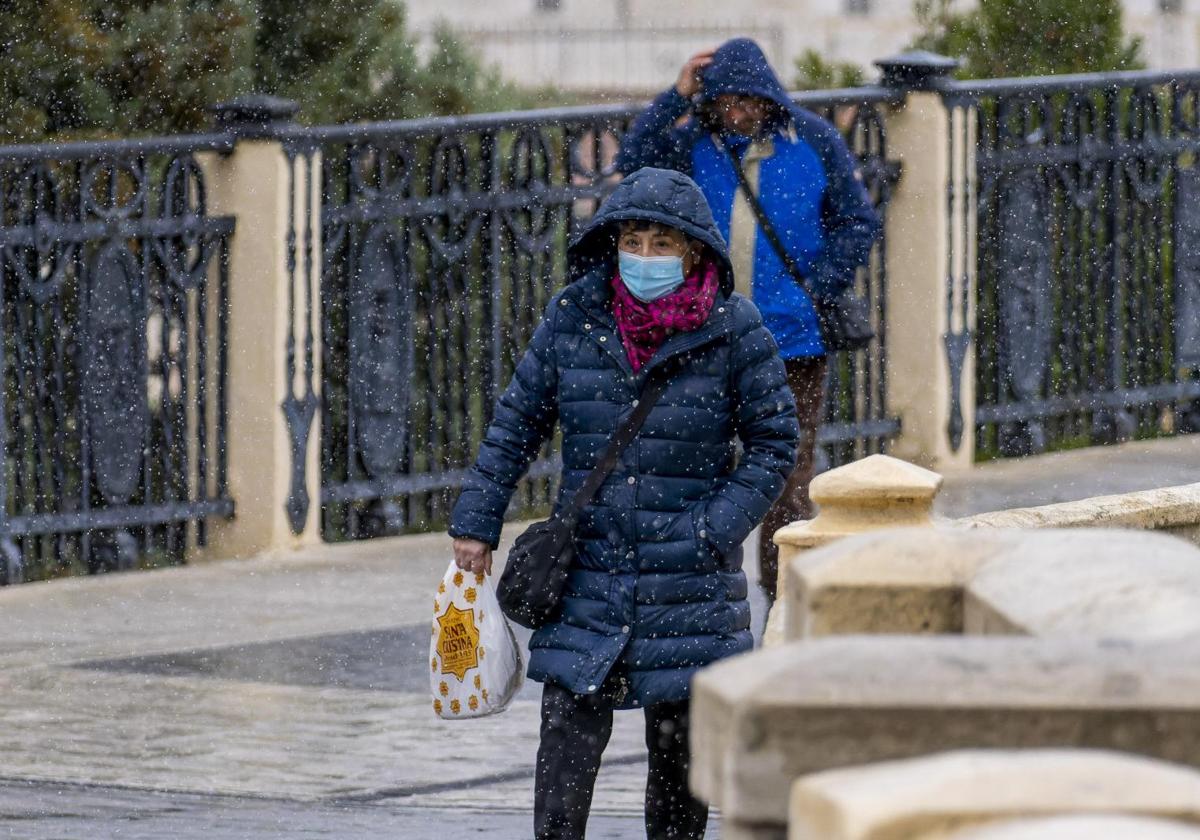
xmin=718 ymin=137 xmax=874 ymax=353
xmin=496 ymin=366 xmax=673 ymax=630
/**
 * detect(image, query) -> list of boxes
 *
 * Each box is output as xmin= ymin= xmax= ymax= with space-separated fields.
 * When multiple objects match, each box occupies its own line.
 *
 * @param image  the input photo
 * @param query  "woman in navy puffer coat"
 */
xmin=449 ymin=167 xmax=798 ymax=839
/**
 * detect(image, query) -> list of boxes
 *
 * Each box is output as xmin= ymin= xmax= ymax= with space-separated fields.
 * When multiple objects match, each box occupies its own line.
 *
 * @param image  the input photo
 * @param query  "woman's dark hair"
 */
xmin=617 ymin=220 xmax=678 ymax=234
xmin=609 ymin=221 xmax=709 ymax=266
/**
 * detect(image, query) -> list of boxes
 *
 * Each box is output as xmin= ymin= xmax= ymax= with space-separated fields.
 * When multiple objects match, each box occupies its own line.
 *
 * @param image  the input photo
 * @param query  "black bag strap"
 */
xmin=714 ymin=134 xmax=817 ymax=299
xmin=559 ymin=365 xmax=673 ymax=526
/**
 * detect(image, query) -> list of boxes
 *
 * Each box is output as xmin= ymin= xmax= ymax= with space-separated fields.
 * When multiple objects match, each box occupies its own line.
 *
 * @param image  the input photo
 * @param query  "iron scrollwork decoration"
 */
xmin=948 ymin=69 xmax=1200 ymax=459
xmin=1174 ymin=156 xmax=1200 ymax=367
xmin=350 ymin=225 xmax=409 ymax=480
xmin=300 ymin=90 xmax=903 ymax=541
xmin=83 ymin=241 xmax=148 ymax=569
xmin=0 ymin=134 xmax=235 ymax=582
xmin=944 ymin=325 xmax=971 ymax=452
xmin=804 ymin=94 xmax=902 ymax=472
xmin=1175 ymin=162 xmax=1200 ymax=431
xmin=944 ymin=102 xmax=973 ymax=453
xmin=282 ymin=149 xmax=320 ymax=536
xmin=996 ymin=168 xmax=1052 ymax=456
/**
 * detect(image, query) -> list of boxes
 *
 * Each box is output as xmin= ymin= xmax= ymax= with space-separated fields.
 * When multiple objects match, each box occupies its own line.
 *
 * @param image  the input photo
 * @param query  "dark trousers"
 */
xmin=534 ymin=681 xmax=708 ymax=840
xmin=758 ymin=355 xmax=828 ymax=600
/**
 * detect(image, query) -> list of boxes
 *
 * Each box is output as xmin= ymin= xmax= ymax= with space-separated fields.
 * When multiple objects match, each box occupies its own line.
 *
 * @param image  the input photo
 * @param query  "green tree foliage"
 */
xmin=792 ymin=49 xmax=866 ymax=91
xmin=912 ymin=0 xmax=1143 ymax=78
xmin=252 ymin=4 xmax=508 ymax=123
xmin=0 ymin=0 xmax=522 ymax=142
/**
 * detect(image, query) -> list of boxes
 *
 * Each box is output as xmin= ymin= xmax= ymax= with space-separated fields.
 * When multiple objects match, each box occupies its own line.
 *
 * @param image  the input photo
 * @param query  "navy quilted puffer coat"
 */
xmin=449 ymin=167 xmax=799 ymax=707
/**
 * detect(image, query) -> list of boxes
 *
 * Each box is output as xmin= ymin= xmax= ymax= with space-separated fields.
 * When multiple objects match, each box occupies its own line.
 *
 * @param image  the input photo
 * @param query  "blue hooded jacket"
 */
xmin=449 ymin=168 xmax=799 ymax=707
xmin=616 ymin=38 xmax=881 ymax=359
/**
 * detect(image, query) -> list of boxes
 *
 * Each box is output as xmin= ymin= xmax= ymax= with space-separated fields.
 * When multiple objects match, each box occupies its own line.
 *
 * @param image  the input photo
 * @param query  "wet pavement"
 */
xmin=0 ymin=778 xmax=665 ymax=838
xmin=0 ymin=435 xmax=1195 ymax=838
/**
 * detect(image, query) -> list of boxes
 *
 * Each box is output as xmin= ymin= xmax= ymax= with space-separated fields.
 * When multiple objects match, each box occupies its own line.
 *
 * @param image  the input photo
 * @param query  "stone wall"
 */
xmin=961 ymin=484 xmax=1200 ymax=546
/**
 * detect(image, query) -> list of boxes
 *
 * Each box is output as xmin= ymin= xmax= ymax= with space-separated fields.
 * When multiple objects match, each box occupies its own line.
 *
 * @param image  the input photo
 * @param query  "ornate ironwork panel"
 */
xmin=84 ymin=242 xmax=148 ymax=503
xmin=799 ymin=94 xmax=902 ymax=471
xmin=0 ymin=135 xmax=235 ymax=582
xmin=350 ymin=224 xmax=409 ymax=479
xmin=1176 ymin=163 xmax=1200 ymax=369
xmin=298 ymin=92 xmax=901 ymax=540
xmin=945 ymin=70 xmax=1200 ymax=458
xmin=996 ymin=168 xmax=1053 ymax=454
xmin=281 ymin=150 xmax=320 ymax=535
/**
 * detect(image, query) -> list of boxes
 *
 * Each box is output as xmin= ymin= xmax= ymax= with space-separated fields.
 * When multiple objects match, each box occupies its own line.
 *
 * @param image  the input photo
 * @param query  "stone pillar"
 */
xmin=875 ymin=52 xmax=975 ymax=472
xmin=197 ymin=96 xmax=323 ymax=560
xmin=763 ymin=454 xmax=942 ymax=646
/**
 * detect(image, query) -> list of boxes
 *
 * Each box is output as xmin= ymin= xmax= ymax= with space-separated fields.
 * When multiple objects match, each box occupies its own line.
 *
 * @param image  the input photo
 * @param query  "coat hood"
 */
xmin=697 ymin=38 xmax=793 ymax=114
xmin=567 ymin=167 xmax=734 ymax=295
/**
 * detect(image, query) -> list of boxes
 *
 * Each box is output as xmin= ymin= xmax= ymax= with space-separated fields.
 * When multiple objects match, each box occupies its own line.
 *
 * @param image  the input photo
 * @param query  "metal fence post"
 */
xmin=875 ymin=51 xmax=976 ymax=472
xmin=197 ymin=96 xmax=323 ymax=559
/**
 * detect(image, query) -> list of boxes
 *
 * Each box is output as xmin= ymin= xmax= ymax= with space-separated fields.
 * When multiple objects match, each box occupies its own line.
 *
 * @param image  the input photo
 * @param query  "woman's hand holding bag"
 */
xmin=430 ymin=563 xmax=523 ymax=719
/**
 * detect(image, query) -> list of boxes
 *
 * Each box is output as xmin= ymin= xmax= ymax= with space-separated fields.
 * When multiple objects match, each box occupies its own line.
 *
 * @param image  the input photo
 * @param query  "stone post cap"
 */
xmin=875 ymin=50 xmax=960 ymax=90
xmin=210 ymin=95 xmax=300 ymax=137
xmin=775 ymin=455 xmax=943 ymax=548
xmin=811 ymin=453 xmax=943 ymax=506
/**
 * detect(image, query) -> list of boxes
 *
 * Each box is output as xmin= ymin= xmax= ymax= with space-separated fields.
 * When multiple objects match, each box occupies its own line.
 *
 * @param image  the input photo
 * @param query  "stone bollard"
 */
xmin=764 ymin=454 xmax=943 ymax=646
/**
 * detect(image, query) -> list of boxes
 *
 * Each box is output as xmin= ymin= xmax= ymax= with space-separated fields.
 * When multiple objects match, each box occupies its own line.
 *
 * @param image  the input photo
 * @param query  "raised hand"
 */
xmin=675 ymin=48 xmax=716 ymax=98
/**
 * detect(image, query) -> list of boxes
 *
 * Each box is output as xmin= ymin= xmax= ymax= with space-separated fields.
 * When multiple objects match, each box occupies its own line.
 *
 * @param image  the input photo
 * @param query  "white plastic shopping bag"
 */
xmin=430 ymin=562 xmax=524 ymax=719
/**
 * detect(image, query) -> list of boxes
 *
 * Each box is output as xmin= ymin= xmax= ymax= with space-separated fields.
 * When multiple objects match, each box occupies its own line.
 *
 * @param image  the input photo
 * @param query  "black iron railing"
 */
xmin=0 ymin=135 xmax=234 ymax=582
xmin=286 ymin=88 xmax=901 ymax=540
xmin=941 ymin=70 xmax=1200 ymax=457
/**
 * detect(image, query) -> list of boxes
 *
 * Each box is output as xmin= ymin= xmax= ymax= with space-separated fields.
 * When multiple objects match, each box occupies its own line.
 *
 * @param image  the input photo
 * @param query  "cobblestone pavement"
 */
xmin=0 ymin=436 xmax=1195 ymax=838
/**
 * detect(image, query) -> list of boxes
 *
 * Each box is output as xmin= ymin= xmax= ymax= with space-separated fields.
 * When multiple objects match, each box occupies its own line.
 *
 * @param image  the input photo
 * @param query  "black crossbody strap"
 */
xmin=559 ymin=366 xmax=673 ymax=525
xmin=715 ymin=134 xmax=816 ymax=299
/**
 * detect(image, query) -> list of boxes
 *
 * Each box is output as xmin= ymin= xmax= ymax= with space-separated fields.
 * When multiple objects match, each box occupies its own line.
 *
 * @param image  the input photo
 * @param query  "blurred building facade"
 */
xmin=404 ymin=0 xmax=1199 ymax=94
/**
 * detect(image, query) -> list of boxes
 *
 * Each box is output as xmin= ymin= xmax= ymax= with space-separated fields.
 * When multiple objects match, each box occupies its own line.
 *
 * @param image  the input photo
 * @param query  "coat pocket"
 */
xmin=689 ymin=503 xmax=723 ymax=571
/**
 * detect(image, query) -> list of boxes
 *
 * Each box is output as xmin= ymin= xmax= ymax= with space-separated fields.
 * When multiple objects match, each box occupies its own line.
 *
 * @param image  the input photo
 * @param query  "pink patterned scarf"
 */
xmin=611 ymin=259 xmax=720 ymax=372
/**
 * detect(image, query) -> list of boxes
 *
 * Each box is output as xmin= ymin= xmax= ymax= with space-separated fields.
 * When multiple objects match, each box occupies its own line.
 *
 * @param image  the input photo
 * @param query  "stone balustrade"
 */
xmin=693 ymin=623 xmax=1200 ymax=837
xmin=692 ymin=454 xmax=1200 ymax=839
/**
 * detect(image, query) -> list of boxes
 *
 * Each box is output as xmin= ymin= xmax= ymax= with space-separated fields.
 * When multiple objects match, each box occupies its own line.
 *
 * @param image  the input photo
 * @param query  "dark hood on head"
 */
xmin=568 ymin=167 xmax=734 ymax=295
xmin=697 ymin=38 xmax=793 ymax=114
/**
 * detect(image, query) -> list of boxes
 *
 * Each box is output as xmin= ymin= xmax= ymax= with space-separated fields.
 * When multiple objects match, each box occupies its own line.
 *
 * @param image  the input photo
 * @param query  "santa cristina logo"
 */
xmin=436 ymin=603 xmax=481 ymax=681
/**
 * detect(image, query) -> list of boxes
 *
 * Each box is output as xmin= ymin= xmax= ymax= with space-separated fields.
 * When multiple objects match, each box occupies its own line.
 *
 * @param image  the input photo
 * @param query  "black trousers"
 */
xmin=534 ymin=680 xmax=708 ymax=839
xmin=758 ymin=355 xmax=828 ymax=600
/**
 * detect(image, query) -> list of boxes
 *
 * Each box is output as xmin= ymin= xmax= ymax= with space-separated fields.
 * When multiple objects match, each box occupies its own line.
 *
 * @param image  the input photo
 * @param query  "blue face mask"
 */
xmin=618 ymin=251 xmax=685 ymax=302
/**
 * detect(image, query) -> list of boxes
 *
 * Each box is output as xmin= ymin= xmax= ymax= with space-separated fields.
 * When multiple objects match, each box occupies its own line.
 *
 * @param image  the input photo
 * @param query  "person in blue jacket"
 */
xmin=617 ymin=38 xmax=881 ymax=601
xmin=449 ymin=167 xmax=799 ymax=839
